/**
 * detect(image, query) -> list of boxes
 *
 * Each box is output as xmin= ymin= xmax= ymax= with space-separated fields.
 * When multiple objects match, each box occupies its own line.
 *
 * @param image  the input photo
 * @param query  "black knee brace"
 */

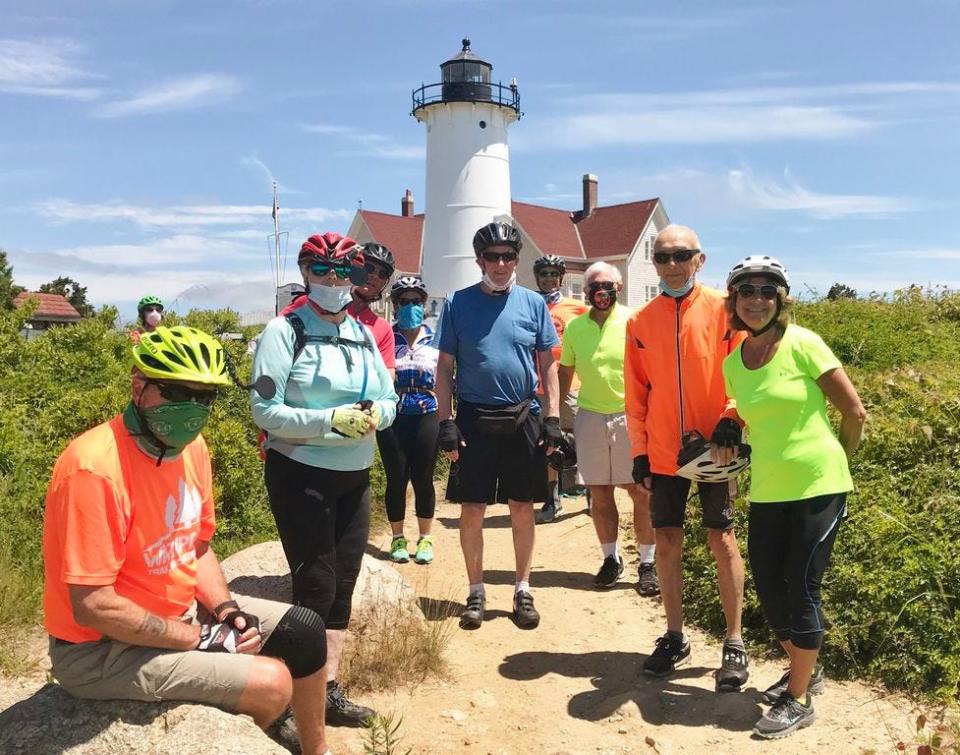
xmin=261 ymin=605 xmax=327 ymax=678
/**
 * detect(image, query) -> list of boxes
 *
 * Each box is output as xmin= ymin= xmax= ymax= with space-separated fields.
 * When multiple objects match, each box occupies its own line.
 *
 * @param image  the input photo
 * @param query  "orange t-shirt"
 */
xmin=43 ymin=415 xmax=216 ymax=643
xmin=538 ymin=296 xmax=588 ymax=395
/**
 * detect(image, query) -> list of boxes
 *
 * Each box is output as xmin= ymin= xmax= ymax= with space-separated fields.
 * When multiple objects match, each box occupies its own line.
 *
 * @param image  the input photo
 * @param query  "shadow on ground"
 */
xmin=498 ymin=650 xmax=761 ymax=731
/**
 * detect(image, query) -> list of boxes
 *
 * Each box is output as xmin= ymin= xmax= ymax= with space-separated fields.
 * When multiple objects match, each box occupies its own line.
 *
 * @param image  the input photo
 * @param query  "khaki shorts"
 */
xmin=49 ymin=595 xmax=290 ymax=710
xmin=574 ymin=409 xmax=634 ymax=486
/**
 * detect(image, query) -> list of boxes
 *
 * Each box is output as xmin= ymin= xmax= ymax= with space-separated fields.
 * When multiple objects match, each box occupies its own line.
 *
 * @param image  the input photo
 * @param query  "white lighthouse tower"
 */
xmin=412 ymin=38 xmax=521 ymax=299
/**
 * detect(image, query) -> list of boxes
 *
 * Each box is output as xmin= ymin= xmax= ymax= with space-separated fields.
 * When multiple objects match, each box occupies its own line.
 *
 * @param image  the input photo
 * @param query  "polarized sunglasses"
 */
xmin=309 ymin=261 xmax=354 ymax=279
xmin=536 ymin=269 xmax=562 ymax=278
xmin=395 ymin=296 xmax=424 ymax=306
xmin=735 ymin=283 xmax=779 ymax=300
xmin=587 ymin=281 xmax=616 ymax=292
xmin=152 ymin=381 xmax=218 ymax=406
xmin=480 ymin=250 xmax=519 ymax=263
xmin=364 ymin=262 xmax=392 ymax=280
xmin=653 ymin=249 xmax=700 ymax=265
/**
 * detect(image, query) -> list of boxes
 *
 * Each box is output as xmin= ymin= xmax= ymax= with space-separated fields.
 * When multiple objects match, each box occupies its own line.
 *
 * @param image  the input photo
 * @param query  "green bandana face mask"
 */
xmin=139 ymin=401 xmax=211 ymax=451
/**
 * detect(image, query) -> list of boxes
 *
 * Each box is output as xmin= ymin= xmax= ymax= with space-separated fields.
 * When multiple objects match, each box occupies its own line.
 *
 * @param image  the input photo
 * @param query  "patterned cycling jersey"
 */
xmin=394 ymin=324 xmax=439 ymax=415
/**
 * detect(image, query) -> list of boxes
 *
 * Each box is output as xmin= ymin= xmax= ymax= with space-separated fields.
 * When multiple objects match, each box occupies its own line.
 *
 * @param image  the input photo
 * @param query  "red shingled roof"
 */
xmin=356 ymin=197 xmax=660 ymax=268
xmin=358 ymin=210 xmax=424 ymax=273
xmin=13 ymin=292 xmax=82 ymax=321
xmin=511 ymin=201 xmax=582 ymax=257
xmin=576 ymin=198 xmax=659 ymax=259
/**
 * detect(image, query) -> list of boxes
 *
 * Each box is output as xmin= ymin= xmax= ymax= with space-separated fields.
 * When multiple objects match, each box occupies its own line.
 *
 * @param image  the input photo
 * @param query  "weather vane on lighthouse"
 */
xmin=411 ymin=38 xmax=522 ymax=299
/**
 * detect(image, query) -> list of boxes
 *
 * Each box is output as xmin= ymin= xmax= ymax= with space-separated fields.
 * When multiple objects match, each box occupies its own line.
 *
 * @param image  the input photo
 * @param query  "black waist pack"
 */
xmin=473 ymin=399 xmax=532 ymax=435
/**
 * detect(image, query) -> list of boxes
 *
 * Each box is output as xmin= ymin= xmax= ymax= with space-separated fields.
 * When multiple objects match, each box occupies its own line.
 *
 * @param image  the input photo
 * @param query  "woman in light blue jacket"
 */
xmin=251 ymin=232 xmax=398 ymax=727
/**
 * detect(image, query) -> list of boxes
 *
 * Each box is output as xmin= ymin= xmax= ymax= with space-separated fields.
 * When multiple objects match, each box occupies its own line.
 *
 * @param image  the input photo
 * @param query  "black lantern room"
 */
xmin=412 ymin=38 xmax=521 ymax=116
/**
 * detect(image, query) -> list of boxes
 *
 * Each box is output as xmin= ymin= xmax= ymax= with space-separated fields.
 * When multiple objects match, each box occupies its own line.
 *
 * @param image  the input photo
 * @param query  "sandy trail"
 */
xmin=329 ymin=492 xmax=915 ymax=755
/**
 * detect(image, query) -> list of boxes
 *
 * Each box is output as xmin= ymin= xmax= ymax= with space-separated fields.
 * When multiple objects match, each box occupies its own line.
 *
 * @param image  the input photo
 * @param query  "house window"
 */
xmin=644 ymin=238 xmax=652 ymax=262
xmin=569 ymin=280 xmax=583 ymax=300
xmin=645 ymin=285 xmax=659 ymax=302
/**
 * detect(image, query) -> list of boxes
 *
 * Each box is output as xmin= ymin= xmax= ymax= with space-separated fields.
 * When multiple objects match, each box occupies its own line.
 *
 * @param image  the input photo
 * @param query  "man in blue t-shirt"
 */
xmin=435 ymin=222 xmax=561 ymax=632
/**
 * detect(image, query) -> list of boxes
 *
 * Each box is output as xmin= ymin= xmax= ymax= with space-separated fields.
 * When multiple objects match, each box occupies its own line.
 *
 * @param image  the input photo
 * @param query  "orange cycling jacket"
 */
xmin=624 ymin=284 xmax=745 ymax=475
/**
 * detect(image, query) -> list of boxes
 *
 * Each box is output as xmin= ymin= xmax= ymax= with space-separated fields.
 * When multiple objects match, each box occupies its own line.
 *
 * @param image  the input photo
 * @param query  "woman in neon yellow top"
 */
xmin=720 ymin=256 xmax=866 ymax=740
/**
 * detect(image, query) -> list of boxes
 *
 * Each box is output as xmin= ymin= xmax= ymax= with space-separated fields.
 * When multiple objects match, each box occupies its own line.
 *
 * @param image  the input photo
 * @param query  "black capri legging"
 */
xmin=264 ymin=450 xmax=371 ymax=631
xmin=747 ymin=492 xmax=846 ymax=650
xmin=377 ymin=412 xmax=439 ymax=524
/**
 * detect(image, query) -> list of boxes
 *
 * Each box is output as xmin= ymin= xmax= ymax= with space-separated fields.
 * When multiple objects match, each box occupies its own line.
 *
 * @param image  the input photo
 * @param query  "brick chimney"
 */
xmin=582 ymin=174 xmax=598 ymax=218
xmin=401 ymin=189 xmax=414 ymax=217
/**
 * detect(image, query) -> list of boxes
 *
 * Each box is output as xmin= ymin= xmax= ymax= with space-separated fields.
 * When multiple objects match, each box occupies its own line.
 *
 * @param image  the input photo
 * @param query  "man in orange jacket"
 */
xmin=624 ymin=224 xmax=749 ymax=691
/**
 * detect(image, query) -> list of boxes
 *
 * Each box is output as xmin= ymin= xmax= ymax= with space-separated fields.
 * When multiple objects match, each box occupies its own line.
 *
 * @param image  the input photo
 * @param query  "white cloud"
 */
xmin=302 ymin=122 xmax=424 ymax=160
xmin=726 ymin=168 xmax=912 ymax=218
xmin=33 ymin=199 xmax=352 ymax=227
xmin=872 ymin=248 xmax=960 ymax=260
xmin=96 ymin=74 xmax=242 ymax=117
xmin=240 ymin=155 xmax=302 ymax=194
xmin=517 ymin=81 xmax=960 ymax=149
xmin=0 ymin=37 xmax=102 ymax=100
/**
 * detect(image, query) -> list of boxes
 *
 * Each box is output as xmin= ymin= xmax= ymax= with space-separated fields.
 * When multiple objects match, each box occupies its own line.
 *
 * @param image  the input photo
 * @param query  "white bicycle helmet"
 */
xmin=675 ymin=431 xmax=751 ymax=483
xmin=726 ymin=255 xmax=790 ymax=293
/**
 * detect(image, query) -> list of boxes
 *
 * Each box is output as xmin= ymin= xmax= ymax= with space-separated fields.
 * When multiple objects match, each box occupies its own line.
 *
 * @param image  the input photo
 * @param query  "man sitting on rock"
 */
xmin=42 ymin=326 xmax=332 ymax=755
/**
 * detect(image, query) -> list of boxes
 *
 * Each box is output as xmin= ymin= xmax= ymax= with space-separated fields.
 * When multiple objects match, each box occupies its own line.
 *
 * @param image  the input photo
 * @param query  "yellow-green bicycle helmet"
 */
xmin=132 ymin=326 xmax=232 ymax=387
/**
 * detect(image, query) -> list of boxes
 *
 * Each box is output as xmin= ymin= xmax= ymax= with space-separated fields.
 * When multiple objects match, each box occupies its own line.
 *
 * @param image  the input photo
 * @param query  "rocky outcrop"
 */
xmin=0 ymin=684 xmax=287 ymax=755
xmin=221 ymin=541 xmax=422 ymax=618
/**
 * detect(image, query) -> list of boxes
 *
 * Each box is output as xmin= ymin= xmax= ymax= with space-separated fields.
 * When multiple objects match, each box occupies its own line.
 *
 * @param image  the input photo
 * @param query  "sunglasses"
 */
xmin=395 ymin=297 xmax=423 ymax=306
xmin=587 ymin=281 xmax=616 ymax=292
xmin=364 ymin=262 xmax=392 ymax=280
xmin=653 ymin=249 xmax=700 ymax=265
xmin=152 ymin=381 xmax=218 ymax=406
xmin=309 ymin=261 xmax=354 ymax=279
xmin=735 ymin=283 xmax=779 ymax=300
xmin=536 ymin=269 xmax=562 ymax=278
xmin=480 ymin=251 xmax=519 ymax=264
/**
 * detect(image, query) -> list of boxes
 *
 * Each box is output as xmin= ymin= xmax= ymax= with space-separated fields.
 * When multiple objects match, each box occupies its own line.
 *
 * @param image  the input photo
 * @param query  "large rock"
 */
xmin=221 ymin=541 xmax=422 ymax=618
xmin=0 ymin=684 xmax=287 ymax=755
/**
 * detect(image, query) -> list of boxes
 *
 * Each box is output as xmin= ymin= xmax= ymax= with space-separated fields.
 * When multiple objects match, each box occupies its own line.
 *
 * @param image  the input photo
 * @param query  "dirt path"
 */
xmin=329 ymin=491 xmax=916 ymax=755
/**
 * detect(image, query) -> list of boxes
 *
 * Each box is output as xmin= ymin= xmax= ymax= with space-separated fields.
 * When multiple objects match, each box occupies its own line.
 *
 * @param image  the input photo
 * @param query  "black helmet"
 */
xmin=546 ymin=431 xmax=577 ymax=471
xmin=390 ymin=275 xmax=428 ymax=302
xmin=533 ymin=254 xmax=565 ymax=274
xmin=472 ymin=222 xmax=522 ymax=256
xmin=361 ymin=243 xmax=396 ymax=275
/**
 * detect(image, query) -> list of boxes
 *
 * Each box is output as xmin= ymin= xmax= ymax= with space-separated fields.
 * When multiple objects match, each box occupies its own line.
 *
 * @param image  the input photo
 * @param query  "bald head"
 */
xmin=654 ymin=224 xmax=701 ymax=253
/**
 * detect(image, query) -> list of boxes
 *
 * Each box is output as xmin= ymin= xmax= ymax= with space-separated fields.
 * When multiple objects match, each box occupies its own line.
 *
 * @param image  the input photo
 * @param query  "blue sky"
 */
xmin=2 ymin=0 xmax=958 ymax=318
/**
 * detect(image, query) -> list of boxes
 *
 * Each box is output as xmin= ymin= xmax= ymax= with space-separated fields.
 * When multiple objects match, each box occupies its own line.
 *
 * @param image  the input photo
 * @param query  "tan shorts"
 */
xmin=49 ymin=595 xmax=290 ymax=710
xmin=537 ymin=390 xmax=579 ymax=431
xmin=574 ymin=409 xmax=634 ymax=486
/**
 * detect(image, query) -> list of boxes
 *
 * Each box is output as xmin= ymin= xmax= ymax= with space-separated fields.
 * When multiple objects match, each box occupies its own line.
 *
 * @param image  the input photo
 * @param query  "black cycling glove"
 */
xmin=540 ymin=416 xmax=562 ymax=446
xmin=632 ymin=455 xmax=651 ymax=487
xmin=710 ymin=418 xmax=742 ymax=448
xmin=196 ymin=623 xmax=241 ymax=653
xmin=438 ymin=419 xmax=464 ymax=452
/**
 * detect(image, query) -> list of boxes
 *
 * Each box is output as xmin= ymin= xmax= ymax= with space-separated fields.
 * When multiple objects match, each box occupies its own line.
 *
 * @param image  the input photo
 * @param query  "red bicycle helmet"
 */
xmin=299 ymin=232 xmax=367 ymax=284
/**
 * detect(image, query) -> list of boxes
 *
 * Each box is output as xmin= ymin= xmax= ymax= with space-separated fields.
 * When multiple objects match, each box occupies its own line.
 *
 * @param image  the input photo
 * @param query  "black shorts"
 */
xmin=650 ymin=474 xmax=734 ymax=530
xmin=445 ymin=402 xmax=548 ymax=504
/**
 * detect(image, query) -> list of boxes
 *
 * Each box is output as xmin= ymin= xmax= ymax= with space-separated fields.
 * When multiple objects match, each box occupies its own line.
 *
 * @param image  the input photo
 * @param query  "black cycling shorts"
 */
xmin=650 ymin=474 xmax=734 ymax=530
xmin=445 ymin=402 xmax=548 ymax=504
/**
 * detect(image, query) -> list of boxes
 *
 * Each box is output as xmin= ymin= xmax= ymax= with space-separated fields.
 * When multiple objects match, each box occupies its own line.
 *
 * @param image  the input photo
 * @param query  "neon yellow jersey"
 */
xmin=723 ymin=324 xmax=853 ymax=502
xmin=559 ymin=303 xmax=633 ymax=415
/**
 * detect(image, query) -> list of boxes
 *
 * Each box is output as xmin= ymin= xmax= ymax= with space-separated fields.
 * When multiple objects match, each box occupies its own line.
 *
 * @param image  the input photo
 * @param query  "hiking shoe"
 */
xmin=414 ymin=535 xmax=434 ymax=564
xmin=535 ymin=499 xmax=564 ymax=523
xmin=326 ymin=680 xmax=375 ymax=727
xmin=715 ymin=642 xmax=750 ymax=692
xmin=637 ymin=561 xmax=660 ymax=596
xmin=513 ymin=590 xmax=540 ymax=629
xmin=753 ymin=694 xmax=816 ymax=739
xmin=594 ymin=555 xmax=625 ymax=589
xmin=389 ymin=536 xmax=409 ymax=563
xmin=266 ymin=709 xmax=301 ymax=754
xmin=460 ymin=591 xmax=485 ymax=629
xmin=642 ymin=633 xmax=691 ymax=677
xmin=762 ymin=664 xmax=826 ymax=704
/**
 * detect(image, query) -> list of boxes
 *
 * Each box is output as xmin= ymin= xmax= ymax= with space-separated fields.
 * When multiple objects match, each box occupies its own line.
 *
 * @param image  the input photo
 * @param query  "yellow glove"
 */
xmin=331 ymin=407 xmax=372 ymax=439
xmin=365 ymin=402 xmax=382 ymax=429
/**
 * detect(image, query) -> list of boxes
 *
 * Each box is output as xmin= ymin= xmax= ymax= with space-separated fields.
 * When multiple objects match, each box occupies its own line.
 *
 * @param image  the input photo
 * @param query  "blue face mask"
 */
xmin=658 ymin=277 xmax=695 ymax=298
xmin=308 ymin=282 xmax=353 ymax=313
xmin=397 ymin=303 xmax=424 ymax=329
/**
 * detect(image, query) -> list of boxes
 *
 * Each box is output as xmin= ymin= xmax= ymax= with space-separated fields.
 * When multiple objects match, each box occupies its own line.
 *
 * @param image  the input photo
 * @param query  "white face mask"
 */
xmin=481 ymin=270 xmax=516 ymax=293
xmin=144 ymin=310 xmax=162 ymax=327
xmin=308 ymin=282 xmax=353 ymax=313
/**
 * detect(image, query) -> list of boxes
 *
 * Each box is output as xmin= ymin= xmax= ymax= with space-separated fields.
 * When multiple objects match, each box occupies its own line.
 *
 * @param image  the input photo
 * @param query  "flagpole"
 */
xmin=272 ymin=181 xmax=281 ymax=314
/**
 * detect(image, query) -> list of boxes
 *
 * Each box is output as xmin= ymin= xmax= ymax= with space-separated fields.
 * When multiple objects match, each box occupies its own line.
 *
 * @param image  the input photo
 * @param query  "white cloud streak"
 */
xmin=96 ymin=74 xmax=243 ymax=117
xmin=302 ymin=122 xmax=424 ymax=160
xmin=0 ymin=37 xmax=102 ymax=100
